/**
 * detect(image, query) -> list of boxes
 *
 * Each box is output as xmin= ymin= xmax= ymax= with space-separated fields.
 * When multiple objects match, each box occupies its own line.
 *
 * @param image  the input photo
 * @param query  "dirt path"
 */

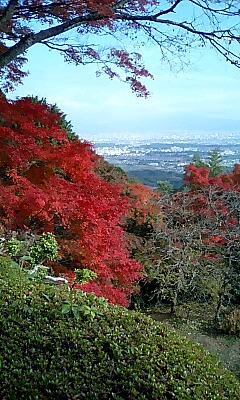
xmin=149 ymin=311 xmax=240 ymax=378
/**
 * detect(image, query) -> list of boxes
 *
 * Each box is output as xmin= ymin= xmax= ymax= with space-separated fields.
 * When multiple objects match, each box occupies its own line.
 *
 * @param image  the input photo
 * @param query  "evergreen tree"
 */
xmin=192 ymin=153 xmax=208 ymax=169
xmin=192 ymin=150 xmax=224 ymax=178
xmin=208 ymin=149 xmax=224 ymax=177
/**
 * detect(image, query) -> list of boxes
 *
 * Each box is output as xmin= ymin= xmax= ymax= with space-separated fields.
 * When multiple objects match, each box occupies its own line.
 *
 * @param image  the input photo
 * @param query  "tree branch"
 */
xmin=0 ymin=1 xmax=131 ymax=69
xmin=189 ymin=0 xmax=240 ymax=16
xmin=153 ymin=0 xmax=183 ymax=17
xmin=0 ymin=0 xmax=240 ymax=73
xmin=0 ymin=0 xmax=18 ymax=30
xmin=0 ymin=11 xmax=106 ymax=68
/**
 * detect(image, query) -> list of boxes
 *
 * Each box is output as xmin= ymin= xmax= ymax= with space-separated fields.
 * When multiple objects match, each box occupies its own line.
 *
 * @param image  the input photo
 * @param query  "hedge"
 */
xmin=0 ymin=256 xmax=240 ymax=399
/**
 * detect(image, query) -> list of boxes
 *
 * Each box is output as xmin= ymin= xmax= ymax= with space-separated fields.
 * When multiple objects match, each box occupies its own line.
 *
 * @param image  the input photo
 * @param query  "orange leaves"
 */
xmin=0 ymin=0 xmax=153 ymax=95
xmin=184 ymin=164 xmax=210 ymax=187
xmin=126 ymin=182 xmax=160 ymax=225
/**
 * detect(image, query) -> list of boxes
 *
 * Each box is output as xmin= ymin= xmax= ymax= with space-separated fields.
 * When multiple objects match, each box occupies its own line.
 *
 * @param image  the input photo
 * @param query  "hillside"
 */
xmin=126 ymin=167 xmax=183 ymax=188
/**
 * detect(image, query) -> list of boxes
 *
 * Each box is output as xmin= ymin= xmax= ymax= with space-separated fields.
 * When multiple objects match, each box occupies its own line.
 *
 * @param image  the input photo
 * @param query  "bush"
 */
xmin=1 ymin=231 xmax=58 ymax=266
xmin=219 ymin=309 xmax=240 ymax=336
xmin=1 ymin=258 xmax=240 ymax=400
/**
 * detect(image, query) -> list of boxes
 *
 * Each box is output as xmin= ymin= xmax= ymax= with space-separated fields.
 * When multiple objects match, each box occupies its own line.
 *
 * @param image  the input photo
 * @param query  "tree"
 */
xmin=156 ymin=180 xmax=173 ymax=194
xmin=208 ymin=149 xmax=224 ymax=177
xmin=134 ymin=162 xmax=240 ymax=320
xmin=0 ymin=96 xmax=144 ymax=306
xmin=192 ymin=153 xmax=208 ymax=169
xmin=183 ymin=165 xmax=240 ymax=321
xmin=0 ymin=1 xmax=240 ymax=94
xmin=192 ymin=149 xmax=225 ymax=178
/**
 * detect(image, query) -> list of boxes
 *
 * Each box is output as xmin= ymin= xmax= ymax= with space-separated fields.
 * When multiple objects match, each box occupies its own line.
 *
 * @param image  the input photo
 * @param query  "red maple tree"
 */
xmin=185 ymin=163 xmax=240 ymax=192
xmin=0 ymin=96 xmax=143 ymax=306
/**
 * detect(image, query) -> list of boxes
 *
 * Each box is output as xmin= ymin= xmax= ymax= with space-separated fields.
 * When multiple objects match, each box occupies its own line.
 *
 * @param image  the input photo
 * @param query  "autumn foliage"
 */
xmin=133 ymin=158 xmax=240 ymax=319
xmin=169 ymin=164 xmax=239 ymax=309
xmin=185 ymin=163 xmax=240 ymax=190
xmin=0 ymin=96 xmax=146 ymax=306
xmin=183 ymin=163 xmax=240 ymax=230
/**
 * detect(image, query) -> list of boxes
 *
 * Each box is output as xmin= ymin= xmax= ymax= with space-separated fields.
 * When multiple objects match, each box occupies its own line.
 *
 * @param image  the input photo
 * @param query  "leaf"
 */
xmin=20 ymin=255 xmax=33 ymax=262
xmin=61 ymin=303 xmax=71 ymax=314
xmin=79 ymin=305 xmax=91 ymax=314
xmin=72 ymin=305 xmax=80 ymax=319
xmin=89 ymin=310 xmax=96 ymax=319
xmin=23 ymin=305 xmax=32 ymax=315
xmin=42 ymin=293 xmax=50 ymax=302
xmin=10 ymin=261 xmax=20 ymax=269
xmin=0 ymin=96 xmax=144 ymax=308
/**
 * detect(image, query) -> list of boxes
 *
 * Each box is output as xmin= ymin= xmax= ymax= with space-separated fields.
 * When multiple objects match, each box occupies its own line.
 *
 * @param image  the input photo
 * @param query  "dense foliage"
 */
xmin=1 ymin=257 xmax=240 ymax=399
xmin=94 ymin=155 xmax=162 ymax=265
xmin=0 ymin=96 xmax=146 ymax=306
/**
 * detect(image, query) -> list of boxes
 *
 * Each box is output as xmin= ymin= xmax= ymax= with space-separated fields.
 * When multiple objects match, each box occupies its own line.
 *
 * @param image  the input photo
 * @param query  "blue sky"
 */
xmin=12 ymin=39 xmax=240 ymax=141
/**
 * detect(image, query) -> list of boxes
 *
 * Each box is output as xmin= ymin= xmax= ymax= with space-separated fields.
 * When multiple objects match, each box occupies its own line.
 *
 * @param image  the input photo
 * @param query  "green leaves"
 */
xmin=29 ymin=233 xmax=58 ymax=265
xmin=2 ymin=232 xmax=58 ymax=276
xmin=61 ymin=303 xmax=72 ymax=315
xmin=0 ymin=257 xmax=240 ymax=400
xmin=192 ymin=149 xmax=224 ymax=178
xmin=61 ymin=302 xmax=98 ymax=320
xmin=75 ymin=269 xmax=97 ymax=285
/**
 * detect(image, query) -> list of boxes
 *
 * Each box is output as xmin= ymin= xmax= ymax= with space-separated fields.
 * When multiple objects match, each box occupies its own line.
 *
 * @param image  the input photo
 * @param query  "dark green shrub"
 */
xmin=0 ymin=257 xmax=240 ymax=400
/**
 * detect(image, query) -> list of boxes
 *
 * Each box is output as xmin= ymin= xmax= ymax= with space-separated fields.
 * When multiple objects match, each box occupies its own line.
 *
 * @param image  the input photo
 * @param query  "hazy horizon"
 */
xmin=12 ymin=41 xmax=240 ymax=142
xmin=84 ymin=129 xmax=240 ymax=142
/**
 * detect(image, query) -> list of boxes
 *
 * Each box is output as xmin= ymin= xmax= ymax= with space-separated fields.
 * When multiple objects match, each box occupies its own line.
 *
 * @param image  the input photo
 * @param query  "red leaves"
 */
xmin=204 ymin=235 xmax=226 ymax=246
xmin=65 ymin=271 xmax=76 ymax=289
xmin=184 ymin=164 xmax=210 ymax=187
xmin=181 ymin=161 xmax=240 ymax=267
xmin=0 ymin=0 xmax=153 ymax=95
xmin=0 ymin=96 xmax=142 ymax=306
xmin=185 ymin=163 xmax=240 ymax=191
xmin=127 ymin=182 xmax=160 ymax=225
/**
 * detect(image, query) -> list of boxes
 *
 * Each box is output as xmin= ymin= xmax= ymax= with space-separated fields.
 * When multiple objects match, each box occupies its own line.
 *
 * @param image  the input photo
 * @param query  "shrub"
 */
xmin=0 ymin=231 xmax=58 ymax=269
xmin=219 ymin=309 xmax=240 ymax=336
xmin=0 ymin=258 xmax=240 ymax=400
xmin=136 ymin=170 xmax=240 ymax=317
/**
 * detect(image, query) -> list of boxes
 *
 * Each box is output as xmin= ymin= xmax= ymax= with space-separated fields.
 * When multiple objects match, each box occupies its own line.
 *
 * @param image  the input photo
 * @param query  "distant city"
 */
xmin=92 ymin=132 xmax=240 ymax=188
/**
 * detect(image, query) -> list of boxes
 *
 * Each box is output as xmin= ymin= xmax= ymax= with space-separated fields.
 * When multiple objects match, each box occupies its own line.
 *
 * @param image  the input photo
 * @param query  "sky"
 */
xmin=12 ymin=34 xmax=240 ymax=141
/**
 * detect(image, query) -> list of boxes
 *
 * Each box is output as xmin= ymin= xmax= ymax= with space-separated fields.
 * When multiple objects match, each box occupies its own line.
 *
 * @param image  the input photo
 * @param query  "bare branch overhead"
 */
xmin=0 ymin=0 xmax=240 ymax=94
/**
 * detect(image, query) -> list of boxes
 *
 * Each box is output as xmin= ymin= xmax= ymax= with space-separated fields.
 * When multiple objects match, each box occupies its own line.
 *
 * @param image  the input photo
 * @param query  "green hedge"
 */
xmin=0 ymin=256 xmax=240 ymax=400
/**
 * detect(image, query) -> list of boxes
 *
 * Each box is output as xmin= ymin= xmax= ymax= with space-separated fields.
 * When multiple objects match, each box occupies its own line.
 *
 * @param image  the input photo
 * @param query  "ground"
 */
xmin=148 ymin=303 xmax=240 ymax=379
